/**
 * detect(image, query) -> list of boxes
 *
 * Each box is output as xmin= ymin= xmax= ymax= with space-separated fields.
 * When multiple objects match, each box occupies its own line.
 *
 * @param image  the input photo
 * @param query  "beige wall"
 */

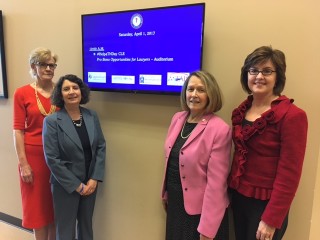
xmin=0 ymin=0 xmax=319 ymax=239
xmin=310 ymin=149 xmax=320 ymax=240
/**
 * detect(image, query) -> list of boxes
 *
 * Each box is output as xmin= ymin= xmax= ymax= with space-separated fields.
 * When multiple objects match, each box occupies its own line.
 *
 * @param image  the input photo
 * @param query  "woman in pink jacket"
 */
xmin=161 ymin=71 xmax=232 ymax=240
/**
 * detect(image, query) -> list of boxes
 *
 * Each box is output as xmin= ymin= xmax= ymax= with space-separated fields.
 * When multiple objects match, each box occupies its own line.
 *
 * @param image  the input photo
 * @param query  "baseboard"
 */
xmin=0 ymin=212 xmax=32 ymax=233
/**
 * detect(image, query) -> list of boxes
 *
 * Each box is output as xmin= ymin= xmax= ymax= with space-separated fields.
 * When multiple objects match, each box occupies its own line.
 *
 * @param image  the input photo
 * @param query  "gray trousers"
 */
xmin=51 ymin=183 xmax=97 ymax=240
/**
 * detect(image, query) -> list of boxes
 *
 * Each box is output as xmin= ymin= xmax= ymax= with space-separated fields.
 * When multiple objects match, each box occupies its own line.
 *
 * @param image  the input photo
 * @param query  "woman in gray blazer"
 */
xmin=43 ymin=74 xmax=106 ymax=240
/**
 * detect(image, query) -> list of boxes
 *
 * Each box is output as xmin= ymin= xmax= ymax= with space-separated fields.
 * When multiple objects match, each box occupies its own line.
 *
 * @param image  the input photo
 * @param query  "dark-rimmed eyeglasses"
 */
xmin=248 ymin=68 xmax=276 ymax=76
xmin=36 ymin=62 xmax=57 ymax=70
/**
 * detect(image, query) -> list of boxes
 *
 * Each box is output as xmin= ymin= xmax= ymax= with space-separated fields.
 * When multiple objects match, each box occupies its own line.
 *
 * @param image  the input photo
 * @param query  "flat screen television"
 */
xmin=81 ymin=3 xmax=205 ymax=95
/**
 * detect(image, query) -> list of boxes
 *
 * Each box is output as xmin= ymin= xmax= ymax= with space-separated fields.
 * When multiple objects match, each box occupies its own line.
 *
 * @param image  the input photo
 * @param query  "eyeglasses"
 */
xmin=248 ymin=68 xmax=276 ymax=76
xmin=36 ymin=62 xmax=57 ymax=70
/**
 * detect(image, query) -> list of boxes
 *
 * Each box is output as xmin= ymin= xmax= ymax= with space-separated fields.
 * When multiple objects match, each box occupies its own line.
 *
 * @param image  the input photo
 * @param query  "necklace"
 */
xmin=72 ymin=113 xmax=83 ymax=127
xmin=34 ymin=82 xmax=56 ymax=116
xmin=180 ymin=120 xmax=196 ymax=139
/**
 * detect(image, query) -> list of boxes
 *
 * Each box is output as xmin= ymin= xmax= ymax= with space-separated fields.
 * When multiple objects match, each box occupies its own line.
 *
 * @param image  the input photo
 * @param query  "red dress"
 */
xmin=13 ymin=84 xmax=55 ymax=229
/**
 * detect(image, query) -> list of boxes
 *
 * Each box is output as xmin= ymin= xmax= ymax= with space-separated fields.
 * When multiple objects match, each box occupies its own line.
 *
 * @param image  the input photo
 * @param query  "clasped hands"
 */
xmin=77 ymin=179 xmax=97 ymax=196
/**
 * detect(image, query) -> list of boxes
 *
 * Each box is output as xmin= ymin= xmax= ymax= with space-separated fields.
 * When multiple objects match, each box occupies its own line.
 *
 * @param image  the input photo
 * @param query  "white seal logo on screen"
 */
xmin=131 ymin=13 xmax=143 ymax=29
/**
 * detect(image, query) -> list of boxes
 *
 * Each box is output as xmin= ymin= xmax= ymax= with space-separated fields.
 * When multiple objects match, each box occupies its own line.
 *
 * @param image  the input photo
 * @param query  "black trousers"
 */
xmin=230 ymin=190 xmax=288 ymax=240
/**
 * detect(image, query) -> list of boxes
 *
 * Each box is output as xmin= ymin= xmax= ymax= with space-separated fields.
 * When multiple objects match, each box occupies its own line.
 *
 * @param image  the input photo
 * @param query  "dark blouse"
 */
xmin=242 ymin=118 xmax=253 ymax=126
xmin=73 ymin=119 xmax=92 ymax=181
xmin=166 ymin=122 xmax=197 ymax=187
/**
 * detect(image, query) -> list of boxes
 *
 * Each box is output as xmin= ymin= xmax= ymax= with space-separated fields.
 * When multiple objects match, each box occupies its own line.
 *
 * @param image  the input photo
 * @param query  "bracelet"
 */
xmin=79 ymin=183 xmax=84 ymax=194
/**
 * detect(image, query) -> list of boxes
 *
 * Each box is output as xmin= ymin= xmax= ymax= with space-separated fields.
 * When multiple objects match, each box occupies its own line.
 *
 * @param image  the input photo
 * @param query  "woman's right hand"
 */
xmin=19 ymin=164 xmax=33 ymax=183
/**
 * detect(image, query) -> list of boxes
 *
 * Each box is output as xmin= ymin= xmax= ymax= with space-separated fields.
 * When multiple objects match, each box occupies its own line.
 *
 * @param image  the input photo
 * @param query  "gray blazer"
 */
xmin=43 ymin=107 xmax=106 ymax=194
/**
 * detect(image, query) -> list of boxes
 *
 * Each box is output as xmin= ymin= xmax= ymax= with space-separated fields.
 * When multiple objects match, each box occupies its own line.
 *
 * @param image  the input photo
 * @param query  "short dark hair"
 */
xmin=180 ymin=70 xmax=223 ymax=113
xmin=51 ymin=74 xmax=90 ymax=108
xmin=240 ymin=46 xmax=286 ymax=95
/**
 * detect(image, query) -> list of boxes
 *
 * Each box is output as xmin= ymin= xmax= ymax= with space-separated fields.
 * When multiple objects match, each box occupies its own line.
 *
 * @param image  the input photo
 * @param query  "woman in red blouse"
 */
xmin=13 ymin=47 xmax=58 ymax=240
xmin=228 ymin=46 xmax=308 ymax=240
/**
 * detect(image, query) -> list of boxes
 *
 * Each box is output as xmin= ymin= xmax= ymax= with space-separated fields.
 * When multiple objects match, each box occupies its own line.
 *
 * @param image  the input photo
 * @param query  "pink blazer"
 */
xmin=161 ymin=111 xmax=232 ymax=238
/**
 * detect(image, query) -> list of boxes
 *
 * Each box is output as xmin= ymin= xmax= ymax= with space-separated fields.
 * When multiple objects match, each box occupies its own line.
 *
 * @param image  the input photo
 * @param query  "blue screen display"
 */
xmin=81 ymin=3 xmax=205 ymax=95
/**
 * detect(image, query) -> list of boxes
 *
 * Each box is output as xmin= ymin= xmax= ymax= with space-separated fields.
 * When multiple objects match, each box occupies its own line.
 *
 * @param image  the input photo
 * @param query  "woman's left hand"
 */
xmin=256 ymin=220 xmax=275 ymax=240
xmin=83 ymin=179 xmax=97 ymax=196
xmin=200 ymin=234 xmax=213 ymax=240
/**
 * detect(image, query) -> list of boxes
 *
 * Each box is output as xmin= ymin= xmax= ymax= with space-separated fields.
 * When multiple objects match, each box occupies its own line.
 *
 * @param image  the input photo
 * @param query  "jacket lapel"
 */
xmin=57 ymin=108 xmax=83 ymax=150
xmin=182 ymin=113 xmax=212 ymax=149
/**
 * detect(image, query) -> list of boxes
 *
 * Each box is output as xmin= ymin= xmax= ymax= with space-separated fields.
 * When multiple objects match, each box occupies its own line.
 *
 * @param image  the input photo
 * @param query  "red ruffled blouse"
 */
xmin=228 ymin=95 xmax=308 ymax=228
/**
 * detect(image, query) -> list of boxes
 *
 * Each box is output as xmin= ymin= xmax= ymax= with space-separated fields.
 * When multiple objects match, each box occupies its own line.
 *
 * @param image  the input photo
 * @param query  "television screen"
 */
xmin=81 ymin=3 xmax=205 ymax=95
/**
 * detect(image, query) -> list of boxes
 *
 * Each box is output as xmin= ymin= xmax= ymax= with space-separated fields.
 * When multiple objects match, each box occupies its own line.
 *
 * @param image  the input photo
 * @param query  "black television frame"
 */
xmin=81 ymin=3 xmax=205 ymax=95
xmin=0 ymin=10 xmax=8 ymax=99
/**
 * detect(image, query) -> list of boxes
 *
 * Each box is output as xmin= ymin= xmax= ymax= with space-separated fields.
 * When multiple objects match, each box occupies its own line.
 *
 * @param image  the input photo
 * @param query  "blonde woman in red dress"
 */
xmin=13 ymin=47 xmax=58 ymax=240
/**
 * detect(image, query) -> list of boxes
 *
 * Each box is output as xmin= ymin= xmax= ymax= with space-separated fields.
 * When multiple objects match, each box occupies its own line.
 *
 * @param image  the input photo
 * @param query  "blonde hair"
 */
xmin=29 ymin=47 xmax=58 ymax=78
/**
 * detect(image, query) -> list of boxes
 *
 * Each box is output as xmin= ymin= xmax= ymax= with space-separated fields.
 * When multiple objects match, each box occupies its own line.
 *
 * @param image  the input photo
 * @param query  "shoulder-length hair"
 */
xmin=180 ymin=70 xmax=223 ymax=113
xmin=51 ymin=74 xmax=90 ymax=108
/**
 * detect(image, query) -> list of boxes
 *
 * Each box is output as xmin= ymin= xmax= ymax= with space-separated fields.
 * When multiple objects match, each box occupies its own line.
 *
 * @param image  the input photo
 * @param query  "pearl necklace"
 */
xmin=34 ymin=82 xmax=56 ymax=116
xmin=180 ymin=120 xmax=195 ymax=139
xmin=72 ymin=113 xmax=83 ymax=127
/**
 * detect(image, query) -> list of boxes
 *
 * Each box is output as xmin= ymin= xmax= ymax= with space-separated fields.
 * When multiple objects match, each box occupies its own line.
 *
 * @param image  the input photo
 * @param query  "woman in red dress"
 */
xmin=13 ymin=47 xmax=58 ymax=240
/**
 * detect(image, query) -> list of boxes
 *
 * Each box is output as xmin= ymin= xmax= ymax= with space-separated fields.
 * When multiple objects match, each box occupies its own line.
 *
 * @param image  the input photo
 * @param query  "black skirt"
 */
xmin=166 ymin=182 xmax=229 ymax=240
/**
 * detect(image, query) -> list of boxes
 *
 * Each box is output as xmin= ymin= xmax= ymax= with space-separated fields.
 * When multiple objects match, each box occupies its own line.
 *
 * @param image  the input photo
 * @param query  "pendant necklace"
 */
xmin=72 ymin=113 xmax=83 ymax=127
xmin=34 ymin=82 xmax=56 ymax=116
